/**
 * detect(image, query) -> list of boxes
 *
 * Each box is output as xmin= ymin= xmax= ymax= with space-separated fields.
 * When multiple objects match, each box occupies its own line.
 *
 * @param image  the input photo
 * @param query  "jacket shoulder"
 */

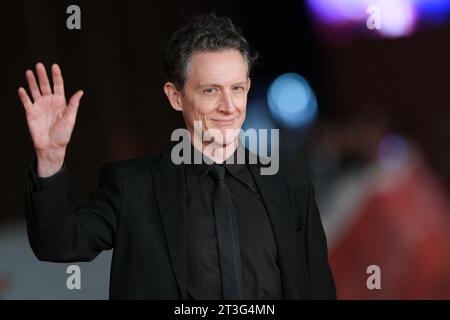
xmin=274 ymin=167 xmax=311 ymax=196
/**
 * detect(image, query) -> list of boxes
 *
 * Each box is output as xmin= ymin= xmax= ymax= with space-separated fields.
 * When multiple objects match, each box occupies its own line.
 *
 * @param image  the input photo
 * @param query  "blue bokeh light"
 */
xmin=267 ymin=73 xmax=318 ymax=129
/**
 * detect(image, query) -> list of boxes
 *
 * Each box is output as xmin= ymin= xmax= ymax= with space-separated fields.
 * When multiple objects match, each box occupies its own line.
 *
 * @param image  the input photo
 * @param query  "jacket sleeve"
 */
xmin=25 ymin=157 xmax=121 ymax=262
xmin=303 ymin=178 xmax=337 ymax=299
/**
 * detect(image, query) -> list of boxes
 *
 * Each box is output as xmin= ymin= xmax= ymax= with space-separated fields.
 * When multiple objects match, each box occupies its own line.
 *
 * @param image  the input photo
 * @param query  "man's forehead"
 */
xmin=187 ymin=50 xmax=248 ymax=86
xmin=189 ymin=50 xmax=247 ymax=70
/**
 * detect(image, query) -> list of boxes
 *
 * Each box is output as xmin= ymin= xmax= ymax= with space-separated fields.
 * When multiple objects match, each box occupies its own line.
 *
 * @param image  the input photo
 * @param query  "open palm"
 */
xmin=18 ymin=63 xmax=83 ymax=152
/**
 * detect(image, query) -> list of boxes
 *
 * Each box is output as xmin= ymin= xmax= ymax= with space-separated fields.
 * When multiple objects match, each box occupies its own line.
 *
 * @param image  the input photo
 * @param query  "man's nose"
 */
xmin=218 ymin=91 xmax=236 ymax=113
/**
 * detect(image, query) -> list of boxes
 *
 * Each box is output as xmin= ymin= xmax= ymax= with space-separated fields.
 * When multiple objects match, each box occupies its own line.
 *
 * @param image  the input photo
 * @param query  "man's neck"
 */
xmin=191 ymin=135 xmax=239 ymax=164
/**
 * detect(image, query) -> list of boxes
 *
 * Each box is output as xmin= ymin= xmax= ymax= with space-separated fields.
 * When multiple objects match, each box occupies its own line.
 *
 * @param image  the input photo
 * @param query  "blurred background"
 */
xmin=0 ymin=0 xmax=449 ymax=299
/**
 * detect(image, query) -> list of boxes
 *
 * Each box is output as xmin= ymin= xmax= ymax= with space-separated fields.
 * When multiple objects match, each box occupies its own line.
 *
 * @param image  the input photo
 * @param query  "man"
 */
xmin=18 ymin=13 xmax=336 ymax=299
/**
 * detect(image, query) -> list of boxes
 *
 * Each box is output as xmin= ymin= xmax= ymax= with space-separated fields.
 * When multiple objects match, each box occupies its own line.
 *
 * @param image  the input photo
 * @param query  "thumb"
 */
xmin=67 ymin=90 xmax=84 ymax=120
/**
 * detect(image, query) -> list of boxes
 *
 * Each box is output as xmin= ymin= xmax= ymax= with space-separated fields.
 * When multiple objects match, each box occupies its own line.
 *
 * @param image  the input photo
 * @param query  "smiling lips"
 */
xmin=211 ymin=117 xmax=237 ymax=126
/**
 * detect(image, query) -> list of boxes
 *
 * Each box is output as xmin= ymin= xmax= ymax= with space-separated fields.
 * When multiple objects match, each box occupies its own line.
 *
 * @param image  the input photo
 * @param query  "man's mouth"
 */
xmin=210 ymin=117 xmax=237 ymax=126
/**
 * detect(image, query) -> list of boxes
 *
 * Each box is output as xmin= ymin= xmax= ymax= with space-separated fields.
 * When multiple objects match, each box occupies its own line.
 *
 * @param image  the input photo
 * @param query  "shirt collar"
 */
xmin=184 ymin=143 xmax=255 ymax=190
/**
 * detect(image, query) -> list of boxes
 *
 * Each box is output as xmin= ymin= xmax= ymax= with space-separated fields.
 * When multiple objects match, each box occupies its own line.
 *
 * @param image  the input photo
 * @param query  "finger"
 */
xmin=25 ymin=69 xmax=41 ymax=101
xmin=18 ymin=87 xmax=32 ymax=110
xmin=52 ymin=64 xmax=65 ymax=96
xmin=36 ymin=62 xmax=52 ymax=95
xmin=67 ymin=90 xmax=84 ymax=120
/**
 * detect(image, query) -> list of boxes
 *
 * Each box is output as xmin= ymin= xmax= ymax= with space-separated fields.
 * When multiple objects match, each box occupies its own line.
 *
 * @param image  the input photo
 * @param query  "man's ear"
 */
xmin=247 ymin=77 xmax=251 ymax=92
xmin=163 ymin=82 xmax=183 ymax=111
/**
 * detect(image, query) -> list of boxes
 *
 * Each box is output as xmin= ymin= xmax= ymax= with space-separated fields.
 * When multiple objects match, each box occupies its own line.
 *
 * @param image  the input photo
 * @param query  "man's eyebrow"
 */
xmin=231 ymin=81 xmax=248 ymax=86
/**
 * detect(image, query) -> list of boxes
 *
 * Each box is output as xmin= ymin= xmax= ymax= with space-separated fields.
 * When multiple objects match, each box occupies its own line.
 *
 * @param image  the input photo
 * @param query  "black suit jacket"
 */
xmin=25 ymin=147 xmax=336 ymax=299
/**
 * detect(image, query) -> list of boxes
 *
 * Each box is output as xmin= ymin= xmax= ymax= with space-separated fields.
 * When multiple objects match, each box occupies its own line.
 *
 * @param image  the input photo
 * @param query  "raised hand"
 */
xmin=18 ymin=63 xmax=83 ymax=177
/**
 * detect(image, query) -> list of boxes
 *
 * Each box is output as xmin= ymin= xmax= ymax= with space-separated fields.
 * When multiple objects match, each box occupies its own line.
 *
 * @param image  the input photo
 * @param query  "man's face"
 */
xmin=165 ymin=49 xmax=251 ymax=147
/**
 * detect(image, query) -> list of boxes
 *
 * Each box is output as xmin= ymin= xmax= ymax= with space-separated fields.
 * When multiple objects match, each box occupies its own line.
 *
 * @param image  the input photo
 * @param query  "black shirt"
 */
xmin=185 ymin=148 xmax=282 ymax=300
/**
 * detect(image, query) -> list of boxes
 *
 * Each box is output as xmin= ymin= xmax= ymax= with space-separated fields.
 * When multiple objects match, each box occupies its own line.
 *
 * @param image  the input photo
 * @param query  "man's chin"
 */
xmin=201 ymin=125 xmax=237 ymax=141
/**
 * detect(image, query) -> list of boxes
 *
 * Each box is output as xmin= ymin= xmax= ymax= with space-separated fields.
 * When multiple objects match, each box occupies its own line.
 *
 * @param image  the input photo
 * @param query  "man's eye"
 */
xmin=233 ymin=86 xmax=245 ymax=92
xmin=203 ymin=88 xmax=217 ymax=94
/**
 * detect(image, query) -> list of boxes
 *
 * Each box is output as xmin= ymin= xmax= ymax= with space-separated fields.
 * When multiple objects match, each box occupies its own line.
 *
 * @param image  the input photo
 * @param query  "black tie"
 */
xmin=209 ymin=165 xmax=242 ymax=300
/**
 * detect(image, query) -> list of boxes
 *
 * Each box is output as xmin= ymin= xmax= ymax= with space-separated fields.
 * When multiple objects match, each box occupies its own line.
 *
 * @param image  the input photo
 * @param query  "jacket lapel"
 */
xmin=153 ymin=149 xmax=189 ymax=299
xmin=249 ymin=164 xmax=302 ymax=299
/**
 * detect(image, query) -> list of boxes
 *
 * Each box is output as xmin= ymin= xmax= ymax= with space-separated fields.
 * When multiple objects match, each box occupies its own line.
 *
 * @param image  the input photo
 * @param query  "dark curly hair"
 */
xmin=161 ymin=13 xmax=258 ymax=90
